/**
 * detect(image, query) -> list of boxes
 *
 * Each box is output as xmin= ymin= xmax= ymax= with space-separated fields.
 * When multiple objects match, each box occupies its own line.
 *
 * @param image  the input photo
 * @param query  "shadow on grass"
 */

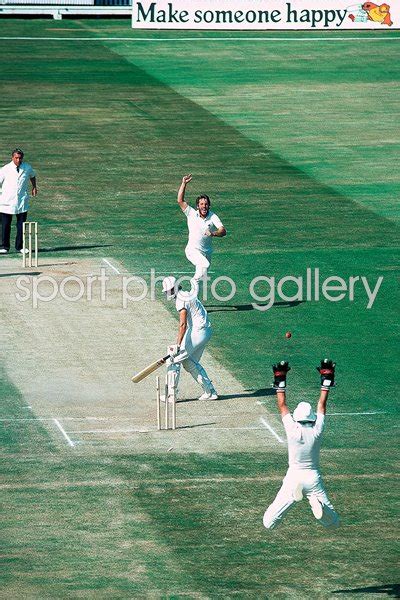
xmin=206 ymin=300 xmax=304 ymax=312
xmin=0 ymin=271 xmax=41 ymax=278
xmin=39 ymin=244 xmax=113 ymax=253
xmin=178 ymin=422 xmax=218 ymax=429
xmin=177 ymin=388 xmax=275 ymax=403
xmin=221 ymin=388 xmax=276 ymax=400
xmin=332 ymin=584 xmax=400 ymax=597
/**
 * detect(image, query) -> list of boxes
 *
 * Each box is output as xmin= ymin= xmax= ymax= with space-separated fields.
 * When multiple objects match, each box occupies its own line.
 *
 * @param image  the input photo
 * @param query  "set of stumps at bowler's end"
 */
xmin=22 ymin=221 xmax=39 ymax=268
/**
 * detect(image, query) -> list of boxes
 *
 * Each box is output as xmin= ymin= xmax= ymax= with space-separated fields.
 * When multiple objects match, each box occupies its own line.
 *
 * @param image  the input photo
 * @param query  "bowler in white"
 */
xmin=177 ymin=174 xmax=226 ymax=286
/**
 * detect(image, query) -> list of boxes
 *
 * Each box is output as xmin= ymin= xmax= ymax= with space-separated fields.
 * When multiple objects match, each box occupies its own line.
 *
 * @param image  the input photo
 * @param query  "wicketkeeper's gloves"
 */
xmin=272 ymin=361 xmax=291 ymax=391
xmin=317 ymin=359 xmax=336 ymax=390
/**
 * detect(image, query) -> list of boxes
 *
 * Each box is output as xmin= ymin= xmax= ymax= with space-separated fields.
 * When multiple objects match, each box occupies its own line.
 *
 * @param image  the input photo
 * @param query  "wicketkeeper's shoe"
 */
xmin=198 ymin=390 xmax=219 ymax=401
xmin=0 ymin=249 xmax=9 ymax=254
xmin=20 ymin=248 xmax=29 ymax=254
xmin=309 ymin=495 xmax=323 ymax=520
xmin=293 ymin=482 xmax=303 ymax=502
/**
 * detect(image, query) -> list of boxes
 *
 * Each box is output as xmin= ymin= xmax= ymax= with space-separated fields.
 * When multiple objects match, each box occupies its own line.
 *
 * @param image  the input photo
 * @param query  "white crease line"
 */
xmin=100 ymin=261 xmax=213 ymax=276
xmin=259 ymin=417 xmax=284 ymax=444
xmin=118 ymin=271 xmax=215 ymax=276
xmin=0 ymin=36 xmax=399 ymax=42
xmin=328 ymin=411 xmax=387 ymax=416
xmin=0 ymin=410 xmax=389 ymax=423
xmin=257 ymin=403 xmax=388 ymax=418
xmin=97 ymin=270 xmax=214 ymax=275
xmin=101 ymin=258 xmax=121 ymax=274
xmin=0 ymin=414 xmax=256 ymax=422
xmin=0 ymin=472 xmax=392 ymax=491
xmin=53 ymin=419 xmax=75 ymax=447
xmin=72 ymin=428 xmax=151 ymax=434
xmin=66 ymin=426 xmax=267 ymax=434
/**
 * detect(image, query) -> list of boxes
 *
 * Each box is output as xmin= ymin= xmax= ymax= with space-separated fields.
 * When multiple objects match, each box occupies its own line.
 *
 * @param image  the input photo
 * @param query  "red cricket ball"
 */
xmin=285 ymin=332 xmax=292 ymax=339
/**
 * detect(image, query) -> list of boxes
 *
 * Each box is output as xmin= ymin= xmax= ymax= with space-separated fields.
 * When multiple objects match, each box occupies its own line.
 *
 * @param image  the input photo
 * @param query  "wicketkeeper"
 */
xmin=263 ymin=359 xmax=340 ymax=530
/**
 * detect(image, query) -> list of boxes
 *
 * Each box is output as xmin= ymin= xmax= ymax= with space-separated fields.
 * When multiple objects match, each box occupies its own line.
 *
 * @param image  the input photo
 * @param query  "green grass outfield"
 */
xmin=1 ymin=20 xmax=399 ymax=598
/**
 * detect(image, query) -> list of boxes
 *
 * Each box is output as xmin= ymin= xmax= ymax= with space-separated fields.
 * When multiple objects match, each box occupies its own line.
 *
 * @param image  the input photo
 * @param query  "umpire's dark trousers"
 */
xmin=1 ymin=212 xmax=27 ymax=251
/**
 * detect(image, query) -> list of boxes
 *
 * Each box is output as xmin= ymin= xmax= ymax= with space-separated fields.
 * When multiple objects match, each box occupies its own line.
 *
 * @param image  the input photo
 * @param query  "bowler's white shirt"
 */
xmin=282 ymin=413 xmax=325 ymax=470
xmin=176 ymin=291 xmax=210 ymax=330
xmin=0 ymin=161 xmax=36 ymax=214
xmin=184 ymin=205 xmax=223 ymax=254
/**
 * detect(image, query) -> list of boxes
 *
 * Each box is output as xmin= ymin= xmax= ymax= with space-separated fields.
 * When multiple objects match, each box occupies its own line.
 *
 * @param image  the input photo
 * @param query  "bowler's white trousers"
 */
xmin=263 ymin=467 xmax=340 ymax=530
xmin=174 ymin=325 xmax=214 ymax=394
xmin=185 ymin=247 xmax=211 ymax=283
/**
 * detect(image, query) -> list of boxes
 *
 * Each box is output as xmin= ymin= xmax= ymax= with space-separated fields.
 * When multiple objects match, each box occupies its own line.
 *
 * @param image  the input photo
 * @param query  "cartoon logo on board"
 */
xmin=348 ymin=3 xmax=393 ymax=26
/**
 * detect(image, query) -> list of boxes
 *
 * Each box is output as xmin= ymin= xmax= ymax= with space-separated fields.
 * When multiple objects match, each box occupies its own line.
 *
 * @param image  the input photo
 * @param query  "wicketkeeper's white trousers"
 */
xmin=173 ymin=325 xmax=215 ymax=393
xmin=185 ymin=247 xmax=211 ymax=283
xmin=263 ymin=468 xmax=340 ymax=530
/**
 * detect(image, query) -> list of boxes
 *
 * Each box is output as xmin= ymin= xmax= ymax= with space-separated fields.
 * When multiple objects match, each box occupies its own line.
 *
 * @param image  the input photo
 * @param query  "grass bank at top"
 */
xmin=99 ymin=23 xmax=400 ymax=223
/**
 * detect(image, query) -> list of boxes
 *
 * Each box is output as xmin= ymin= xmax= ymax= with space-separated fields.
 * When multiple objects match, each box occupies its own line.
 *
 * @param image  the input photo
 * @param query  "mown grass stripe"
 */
xmin=1 ymin=36 xmax=400 ymax=42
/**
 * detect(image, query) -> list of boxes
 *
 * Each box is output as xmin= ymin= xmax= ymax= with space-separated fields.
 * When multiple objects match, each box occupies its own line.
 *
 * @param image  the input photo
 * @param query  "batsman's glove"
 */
xmin=317 ymin=359 xmax=336 ymax=390
xmin=272 ymin=361 xmax=291 ymax=391
xmin=169 ymin=345 xmax=181 ymax=362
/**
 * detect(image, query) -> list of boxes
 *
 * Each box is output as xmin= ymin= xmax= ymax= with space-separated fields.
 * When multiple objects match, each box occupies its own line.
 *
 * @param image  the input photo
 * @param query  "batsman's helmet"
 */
xmin=162 ymin=276 xmax=177 ymax=293
xmin=293 ymin=402 xmax=316 ymax=423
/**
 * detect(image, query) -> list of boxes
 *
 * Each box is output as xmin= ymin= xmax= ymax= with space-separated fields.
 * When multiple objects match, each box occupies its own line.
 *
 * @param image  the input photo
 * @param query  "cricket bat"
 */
xmin=131 ymin=354 xmax=170 ymax=383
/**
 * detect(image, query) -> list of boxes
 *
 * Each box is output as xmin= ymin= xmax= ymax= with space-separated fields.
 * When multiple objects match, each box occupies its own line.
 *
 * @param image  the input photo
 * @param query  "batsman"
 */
xmin=162 ymin=275 xmax=218 ymax=401
xmin=263 ymin=359 xmax=340 ymax=530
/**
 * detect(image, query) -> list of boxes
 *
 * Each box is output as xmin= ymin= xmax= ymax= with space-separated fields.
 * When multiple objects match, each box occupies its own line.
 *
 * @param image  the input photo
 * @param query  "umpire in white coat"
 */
xmin=263 ymin=359 xmax=340 ymax=530
xmin=0 ymin=148 xmax=37 ymax=254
